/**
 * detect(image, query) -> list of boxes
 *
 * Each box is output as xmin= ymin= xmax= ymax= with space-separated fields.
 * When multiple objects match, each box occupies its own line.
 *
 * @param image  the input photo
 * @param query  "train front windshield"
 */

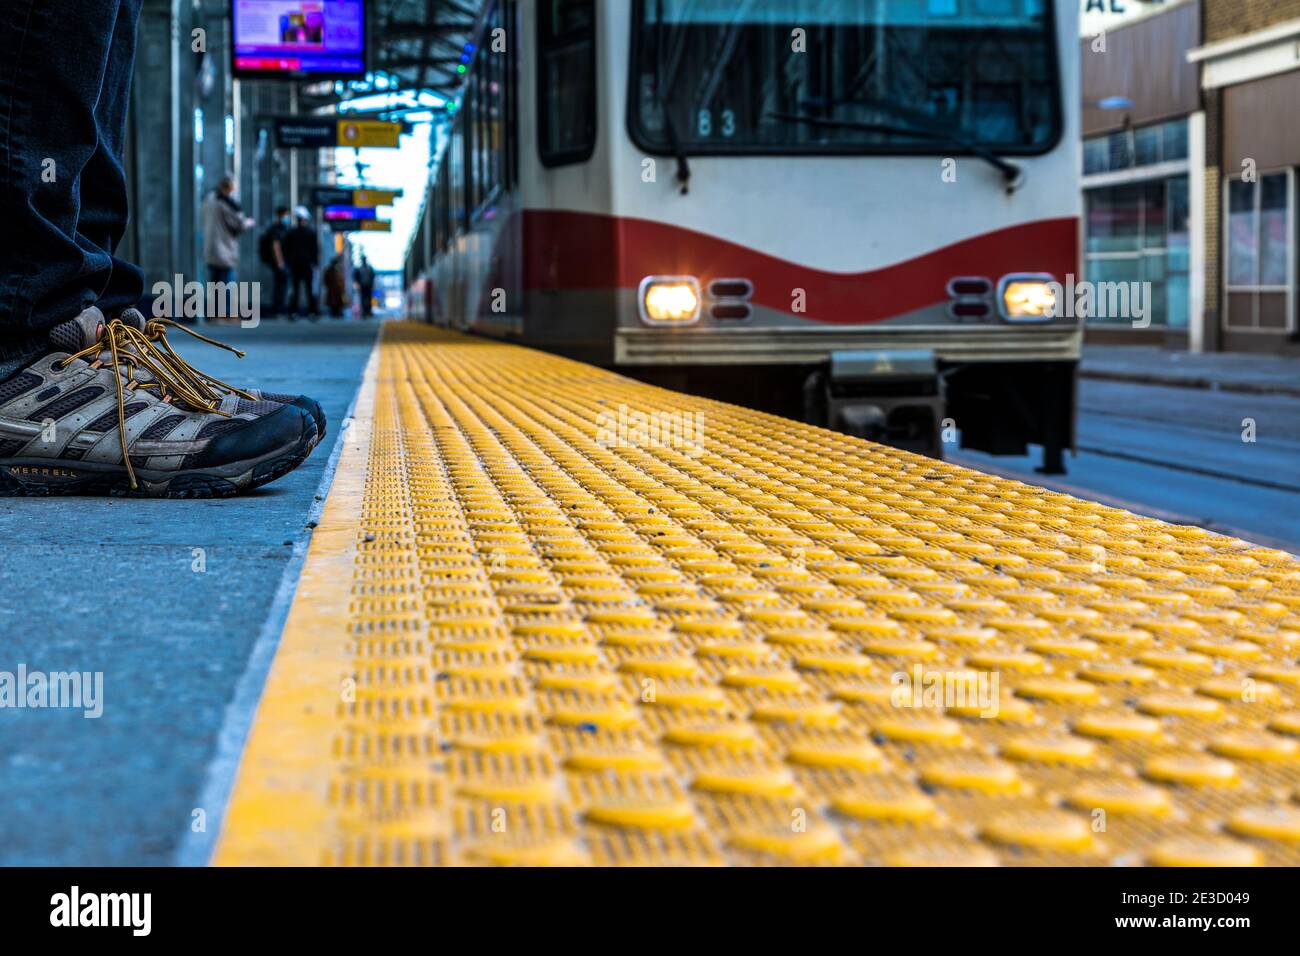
xmin=630 ymin=0 xmax=1061 ymax=155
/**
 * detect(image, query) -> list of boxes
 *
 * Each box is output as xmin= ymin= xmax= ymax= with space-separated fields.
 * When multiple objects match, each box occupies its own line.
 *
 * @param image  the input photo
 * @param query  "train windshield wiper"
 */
xmin=768 ymin=112 xmax=1024 ymax=193
xmin=651 ymin=0 xmax=690 ymax=194
xmin=661 ymin=110 xmax=691 ymax=195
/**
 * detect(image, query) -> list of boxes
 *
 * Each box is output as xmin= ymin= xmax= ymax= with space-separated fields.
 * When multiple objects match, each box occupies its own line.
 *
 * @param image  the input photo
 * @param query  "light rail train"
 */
xmin=405 ymin=0 xmax=1081 ymax=471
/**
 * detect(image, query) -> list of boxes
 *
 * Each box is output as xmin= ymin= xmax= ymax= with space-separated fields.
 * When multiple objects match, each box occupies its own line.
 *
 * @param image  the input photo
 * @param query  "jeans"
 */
xmin=0 ymin=0 xmax=145 ymax=373
xmin=289 ymin=269 xmax=318 ymax=318
xmin=270 ymin=266 xmax=289 ymax=317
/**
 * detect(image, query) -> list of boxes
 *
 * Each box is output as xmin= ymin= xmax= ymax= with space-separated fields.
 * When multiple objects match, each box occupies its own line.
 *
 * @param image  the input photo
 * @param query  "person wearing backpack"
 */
xmin=259 ymin=207 xmax=291 ymax=319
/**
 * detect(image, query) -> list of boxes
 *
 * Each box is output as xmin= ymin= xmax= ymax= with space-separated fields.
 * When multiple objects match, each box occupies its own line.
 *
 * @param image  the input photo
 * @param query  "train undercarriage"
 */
xmin=624 ymin=357 xmax=1076 ymax=475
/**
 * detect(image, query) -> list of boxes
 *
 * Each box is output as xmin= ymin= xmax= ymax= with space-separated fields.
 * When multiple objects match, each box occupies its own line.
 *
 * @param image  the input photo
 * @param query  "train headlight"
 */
xmin=639 ymin=277 xmax=701 ymax=325
xmin=998 ymin=274 xmax=1058 ymax=322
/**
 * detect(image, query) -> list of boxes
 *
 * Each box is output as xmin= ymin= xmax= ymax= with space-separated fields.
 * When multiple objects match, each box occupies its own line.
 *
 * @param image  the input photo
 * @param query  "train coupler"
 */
xmin=805 ymin=349 xmax=945 ymax=458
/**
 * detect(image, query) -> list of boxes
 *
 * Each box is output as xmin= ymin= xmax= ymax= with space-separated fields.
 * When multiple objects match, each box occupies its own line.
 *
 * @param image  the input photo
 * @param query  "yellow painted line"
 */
xmin=216 ymin=322 xmax=1300 ymax=866
xmin=214 ymin=340 xmax=380 ymax=865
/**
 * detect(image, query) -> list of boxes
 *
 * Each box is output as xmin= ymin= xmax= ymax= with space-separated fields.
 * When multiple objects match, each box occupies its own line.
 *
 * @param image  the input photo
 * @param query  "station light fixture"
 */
xmin=639 ymin=276 xmax=702 ymax=325
xmin=998 ymin=273 xmax=1057 ymax=322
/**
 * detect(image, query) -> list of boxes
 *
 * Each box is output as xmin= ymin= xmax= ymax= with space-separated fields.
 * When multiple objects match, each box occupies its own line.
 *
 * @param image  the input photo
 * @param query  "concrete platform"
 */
xmin=0 ymin=320 xmax=378 ymax=865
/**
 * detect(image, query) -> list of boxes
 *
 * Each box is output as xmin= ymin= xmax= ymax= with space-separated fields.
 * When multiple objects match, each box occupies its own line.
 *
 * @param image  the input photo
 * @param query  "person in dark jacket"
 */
xmin=258 ymin=206 xmax=292 ymax=318
xmin=354 ymin=253 xmax=376 ymax=318
xmin=283 ymin=207 xmax=321 ymax=320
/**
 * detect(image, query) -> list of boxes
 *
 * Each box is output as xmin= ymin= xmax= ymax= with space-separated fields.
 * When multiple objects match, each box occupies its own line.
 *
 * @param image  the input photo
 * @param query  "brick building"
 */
xmin=1081 ymin=0 xmax=1300 ymax=354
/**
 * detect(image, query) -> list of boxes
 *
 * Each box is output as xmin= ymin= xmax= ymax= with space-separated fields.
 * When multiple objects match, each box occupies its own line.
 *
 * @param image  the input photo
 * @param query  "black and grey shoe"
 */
xmin=0 ymin=307 xmax=316 ymax=498
xmin=116 ymin=308 xmax=327 ymax=445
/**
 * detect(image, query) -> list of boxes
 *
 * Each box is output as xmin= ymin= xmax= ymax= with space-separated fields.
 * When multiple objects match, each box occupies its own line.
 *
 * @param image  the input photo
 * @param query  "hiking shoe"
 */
xmin=117 ymin=308 xmax=327 ymax=444
xmin=0 ymin=307 xmax=316 ymax=498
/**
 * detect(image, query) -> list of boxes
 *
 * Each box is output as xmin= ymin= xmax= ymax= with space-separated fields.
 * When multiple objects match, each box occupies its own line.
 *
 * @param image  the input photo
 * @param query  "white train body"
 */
xmin=407 ymin=0 xmax=1082 ymax=465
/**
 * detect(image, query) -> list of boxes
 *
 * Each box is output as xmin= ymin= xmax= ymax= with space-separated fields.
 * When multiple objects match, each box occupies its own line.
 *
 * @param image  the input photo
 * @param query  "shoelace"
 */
xmin=57 ymin=319 xmax=256 ymax=489
xmin=142 ymin=319 xmax=257 ymax=407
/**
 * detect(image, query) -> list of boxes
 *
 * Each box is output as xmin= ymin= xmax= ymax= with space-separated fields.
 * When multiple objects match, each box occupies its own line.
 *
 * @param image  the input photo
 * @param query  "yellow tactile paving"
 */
xmin=215 ymin=323 xmax=1300 ymax=866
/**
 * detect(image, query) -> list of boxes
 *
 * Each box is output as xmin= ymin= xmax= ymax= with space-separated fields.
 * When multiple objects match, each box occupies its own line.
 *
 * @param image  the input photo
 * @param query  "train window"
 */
xmin=505 ymin=2 xmax=519 ymax=187
xmin=537 ymin=0 xmax=597 ymax=167
xmin=438 ymin=164 xmax=451 ymax=250
xmin=479 ymin=16 xmax=506 ymax=206
xmin=451 ymin=126 xmax=467 ymax=233
xmin=471 ymin=70 xmax=485 ymax=210
xmin=628 ymin=0 xmax=1061 ymax=157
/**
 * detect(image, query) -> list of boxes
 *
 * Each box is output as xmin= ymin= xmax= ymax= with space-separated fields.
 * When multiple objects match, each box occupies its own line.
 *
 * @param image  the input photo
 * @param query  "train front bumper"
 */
xmin=615 ymin=323 xmax=1082 ymax=366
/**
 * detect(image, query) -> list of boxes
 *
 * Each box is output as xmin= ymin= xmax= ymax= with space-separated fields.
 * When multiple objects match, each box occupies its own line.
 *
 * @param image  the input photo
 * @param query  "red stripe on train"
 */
xmin=521 ymin=211 xmax=1078 ymax=325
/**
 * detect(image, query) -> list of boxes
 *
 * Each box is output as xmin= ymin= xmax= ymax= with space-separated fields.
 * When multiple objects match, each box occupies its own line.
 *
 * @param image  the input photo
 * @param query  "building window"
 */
xmin=1082 ymin=118 xmax=1192 ymax=329
xmin=1084 ymin=176 xmax=1190 ymax=328
xmin=537 ymin=0 xmax=597 ymax=167
xmin=1225 ymin=171 xmax=1294 ymax=332
xmin=1083 ymin=118 xmax=1188 ymax=176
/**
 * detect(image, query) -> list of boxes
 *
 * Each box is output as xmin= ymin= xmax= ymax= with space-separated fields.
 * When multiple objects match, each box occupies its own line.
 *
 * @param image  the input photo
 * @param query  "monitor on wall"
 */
xmin=232 ymin=0 xmax=367 ymax=79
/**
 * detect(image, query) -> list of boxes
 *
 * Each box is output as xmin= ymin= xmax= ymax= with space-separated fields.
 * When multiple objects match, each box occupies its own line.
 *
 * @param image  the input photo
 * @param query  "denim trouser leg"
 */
xmin=271 ymin=267 xmax=290 ymax=316
xmin=291 ymin=270 xmax=317 ymax=316
xmin=80 ymin=0 xmax=145 ymax=320
xmin=0 ymin=0 xmax=139 ymax=365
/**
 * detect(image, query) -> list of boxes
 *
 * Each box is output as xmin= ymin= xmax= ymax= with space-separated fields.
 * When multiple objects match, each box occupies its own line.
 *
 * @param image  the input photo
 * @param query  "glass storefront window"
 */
xmin=1225 ymin=171 xmax=1294 ymax=332
xmin=1081 ymin=120 xmax=1195 ymax=331
xmin=1083 ymin=138 xmax=1107 ymax=175
xmin=1260 ymin=174 xmax=1289 ymax=287
xmin=1088 ymin=257 xmax=1143 ymax=286
xmin=1227 ymin=179 xmax=1258 ymax=287
xmin=1086 ymin=182 xmax=1140 ymax=255
xmin=1166 ymin=177 xmax=1190 ymax=329
xmin=1228 ymin=173 xmax=1291 ymax=290
xmin=1167 ymin=177 xmax=1190 ymax=268
xmin=1134 ymin=125 xmax=1162 ymax=167
xmin=1142 ymin=180 xmax=1167 ymax=248
xmin=1084 ymin=174 xmax=1190 ymax=327
xmin=1162 ymin=121 xmax=1188 ymax=162
xmin=1107 ymin=130 xmax=1134 ymax=171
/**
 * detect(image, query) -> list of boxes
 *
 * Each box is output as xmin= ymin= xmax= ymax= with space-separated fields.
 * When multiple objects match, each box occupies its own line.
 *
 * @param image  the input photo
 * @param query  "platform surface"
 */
xmin=214 ymin=322 xmax=1300 ymax=866
xmin=0 ymin=320 xmax=378 ymax=866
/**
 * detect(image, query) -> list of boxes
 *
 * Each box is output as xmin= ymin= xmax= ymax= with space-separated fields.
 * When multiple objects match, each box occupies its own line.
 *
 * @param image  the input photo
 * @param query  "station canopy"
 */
xmin=298 ymin=0 xmax=487 ymax=117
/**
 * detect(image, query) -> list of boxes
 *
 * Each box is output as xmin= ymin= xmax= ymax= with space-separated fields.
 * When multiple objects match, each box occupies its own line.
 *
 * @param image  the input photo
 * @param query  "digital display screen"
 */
xmin=325 ymin=206 xmax=378 ymax=221
xmin=232 ymin=1 xmax=366 ymax=78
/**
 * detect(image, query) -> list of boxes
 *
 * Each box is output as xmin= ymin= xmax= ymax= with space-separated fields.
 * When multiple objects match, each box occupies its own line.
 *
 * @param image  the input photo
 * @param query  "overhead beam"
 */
xmin=379 ymin=20 xmax=477 ymax=37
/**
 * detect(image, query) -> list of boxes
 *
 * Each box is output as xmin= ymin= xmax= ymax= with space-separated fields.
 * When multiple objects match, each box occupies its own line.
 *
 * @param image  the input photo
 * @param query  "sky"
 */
xmin=331 ymin=123 xmax=434 ymax=272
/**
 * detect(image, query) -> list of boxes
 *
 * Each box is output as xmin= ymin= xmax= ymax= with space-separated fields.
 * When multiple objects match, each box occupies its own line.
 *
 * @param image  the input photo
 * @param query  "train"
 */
xmin=405 ymin=0 xmax=1082 ymax=472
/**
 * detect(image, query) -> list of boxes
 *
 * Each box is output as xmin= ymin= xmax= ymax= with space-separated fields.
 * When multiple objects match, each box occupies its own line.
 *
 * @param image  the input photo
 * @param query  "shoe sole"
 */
xmin=0 ymin=424 xmax=315 ymax=500
xmin=299 ymin=410 xmax=325 ymax=457
xmin=308 ymin=408 xmax=328 ymax=444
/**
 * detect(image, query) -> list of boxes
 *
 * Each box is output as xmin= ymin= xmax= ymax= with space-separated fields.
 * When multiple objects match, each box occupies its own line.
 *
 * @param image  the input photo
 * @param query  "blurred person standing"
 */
xmin=324 ymin=254 xmax=347 ymax=319
xmin=200 ymin=175 xmax=255 ymax=320
xmin=284 ymin=206 xmax=321 ymax=320
xmin=258 ymin=206 xmax=292 ymax=318
xmin=354 ymin=253 xmax=376 ymax=319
